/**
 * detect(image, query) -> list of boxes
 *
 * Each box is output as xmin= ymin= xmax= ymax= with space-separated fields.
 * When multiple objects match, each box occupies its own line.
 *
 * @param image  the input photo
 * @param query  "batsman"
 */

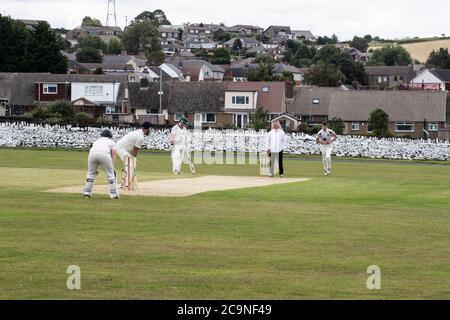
xmin=83 ymin=129 xmax=119 ymax=199
xmin=115 ymin=122 xmax=152 ymax=188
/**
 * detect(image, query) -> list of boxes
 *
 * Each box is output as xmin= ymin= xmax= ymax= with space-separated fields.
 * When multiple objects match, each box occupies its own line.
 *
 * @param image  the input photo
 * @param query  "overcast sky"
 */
xmin=1 ymin=0 xmax=448 ymax=40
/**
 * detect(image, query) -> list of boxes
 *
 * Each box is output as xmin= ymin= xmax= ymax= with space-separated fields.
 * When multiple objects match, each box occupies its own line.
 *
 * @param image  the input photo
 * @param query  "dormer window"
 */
xmin=43 ymin=84 xmax=58 ymax=94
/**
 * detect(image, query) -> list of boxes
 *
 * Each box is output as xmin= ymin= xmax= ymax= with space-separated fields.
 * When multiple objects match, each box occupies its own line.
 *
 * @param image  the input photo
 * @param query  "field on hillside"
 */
xmin=0 ymin=149 xmax=449 ymax=299
xmin=370 ymin=39 xmax=450 ymax=63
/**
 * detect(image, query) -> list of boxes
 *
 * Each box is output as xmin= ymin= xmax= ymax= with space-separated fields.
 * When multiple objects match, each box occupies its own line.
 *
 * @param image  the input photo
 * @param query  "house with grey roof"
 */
xmin=263 ymin=26 xmax=293 ymax=40
xmin=292 ymin=30 xmax=315 ymax=41
xmin=287 ymin=88 xmax=447 ymax=138
xmin=181 ymin=60 xmax=225 ymax=81
xmin=410 ymin=69 xmax=450 ymax=91
xmin=328 ymin=91 xmax=448 ymax=138
xmin=128 ymin=81 xmax=227 ymax=127
xmin=66 ymin=25 xmax=123 ymax=45
xmin=223 ymin=37 xmax=263 ymax=50
xmin=183 ymin=36 xmax=217 ymax=50
xmin=366 ymin=65 xmax=417 ymax=89
xmin=0 ymin=73 xmax=128 ymax=116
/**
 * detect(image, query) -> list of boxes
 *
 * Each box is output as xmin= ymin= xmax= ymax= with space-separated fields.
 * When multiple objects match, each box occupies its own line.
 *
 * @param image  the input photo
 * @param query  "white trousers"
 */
xmin=84 ymin=153 xmax=118 ymax=198
xmin=172 ymin=144 xmax=186 ymax=173
xmin=320 ymin=145 xmax=333 ymax=172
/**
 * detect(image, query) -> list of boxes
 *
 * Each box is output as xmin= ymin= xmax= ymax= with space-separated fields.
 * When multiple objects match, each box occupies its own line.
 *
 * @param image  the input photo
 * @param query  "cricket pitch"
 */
xmin=47 ymin=175 xmax=310 ymax=197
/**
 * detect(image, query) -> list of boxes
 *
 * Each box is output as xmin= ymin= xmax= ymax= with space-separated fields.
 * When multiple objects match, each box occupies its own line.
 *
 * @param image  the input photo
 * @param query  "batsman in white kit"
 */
xmin=83 ymin=129 xmax=119 ymax=199
xmin=115 ymin=122 xmax=152 ymax=189
xmin=316 ymin=121 xmax=337 ymax=176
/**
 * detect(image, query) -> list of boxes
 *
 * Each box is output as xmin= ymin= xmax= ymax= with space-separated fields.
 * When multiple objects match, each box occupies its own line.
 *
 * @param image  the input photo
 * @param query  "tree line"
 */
xmin=0 ymin=14 xmax=68 ymax=73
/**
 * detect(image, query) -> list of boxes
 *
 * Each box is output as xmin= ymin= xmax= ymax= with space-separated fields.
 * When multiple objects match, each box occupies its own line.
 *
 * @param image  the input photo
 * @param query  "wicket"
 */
xmin=259 ymin=152 xmax=270 ymax=176
xmin=122 ymin=156 xmax=137 ymax=191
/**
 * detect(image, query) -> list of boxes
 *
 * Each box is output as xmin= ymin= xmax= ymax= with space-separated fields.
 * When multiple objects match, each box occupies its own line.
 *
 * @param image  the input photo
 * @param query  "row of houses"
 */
xmin=1 ymin=73 xmax=449 ymax=139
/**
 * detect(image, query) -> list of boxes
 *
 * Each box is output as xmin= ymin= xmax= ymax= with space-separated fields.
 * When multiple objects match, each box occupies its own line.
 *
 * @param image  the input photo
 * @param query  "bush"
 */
xmin=298 ymin=123 xmax=321 ymax=134
xmin=74 ymin=112 xmax=94 ymax=126
xmin=48 ymin=102 xmax=75 ymax=121
xmin=330 ymin=117 xmax=345 ymax=135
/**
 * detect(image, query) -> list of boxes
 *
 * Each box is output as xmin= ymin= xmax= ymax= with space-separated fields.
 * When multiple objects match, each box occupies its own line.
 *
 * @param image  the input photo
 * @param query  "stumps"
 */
xmin=259 ymin=151 xmax=270 ymax=176
xmin=122 ymin=156 xmax=137 ymax=191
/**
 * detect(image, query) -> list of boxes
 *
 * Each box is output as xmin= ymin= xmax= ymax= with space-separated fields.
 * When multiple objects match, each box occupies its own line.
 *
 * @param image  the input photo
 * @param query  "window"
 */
xmin=377 ymin=76 xmax=382 ymax=83
xmin=193 ymin=113 xmax=216 ymax=123
xmin=262 ymin=86 xmax=269 ymax=93
xmin=428 ymin=123 xmax=439 ymax=132
xmin=0 ymin=98 xmax=9 ymax=107
xmin=147 ymin=109 xmax=159 ymax=115
xmin=394 ymin=76 xmax=398 ymax=82
xmin=206 ymin=113 xmax=216 ymax=123
xmin=399 ymin=76 xmax=405 ymax=81
xmin=312 ymin=98 xmax=320 ymax=104
xmin=351 ymin=122 xmax=360 ymax=131
xmin=161 ymin=32 xmax=167 ymax=37
xmin=395 ymin=122 xmax=415 ymax=132
xmin=84 ymin=85 xmax=103 ymax=96
xmin=383 ymin=76 xmax=388 ymax=82
xmin=232 ymin=96 xmax=250 ymax=105
xmin=174 ymin=113 xmax=184 ymax=121
xmin=43 ymin=84 xmax=58 ymax=94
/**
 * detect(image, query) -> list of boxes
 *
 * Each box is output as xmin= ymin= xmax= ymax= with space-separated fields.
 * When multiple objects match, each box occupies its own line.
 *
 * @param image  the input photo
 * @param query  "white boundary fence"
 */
xmin=1 ymin=122 xmax=450 ymax=161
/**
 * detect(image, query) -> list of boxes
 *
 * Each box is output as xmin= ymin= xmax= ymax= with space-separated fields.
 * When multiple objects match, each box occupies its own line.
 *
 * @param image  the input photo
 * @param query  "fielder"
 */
xmin=115 ymin=122 xmax=152 ymax=187
xmin=83 ymin=129 xmax=119 ymax=199
xmin=316 ymin=121 xmax=337 ymax=176
xmin=169 ymin=117 xmax=191 ymax=175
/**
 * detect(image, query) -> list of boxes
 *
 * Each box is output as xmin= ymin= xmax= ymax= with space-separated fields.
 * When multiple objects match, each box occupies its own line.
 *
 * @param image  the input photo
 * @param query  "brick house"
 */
xmin=366 ymin=66 xmax=417 ymax=89
xmin=329 ymin=91 xmax=447 ymax=139
xmin=225 ymin=82 xmax=287 ymax=128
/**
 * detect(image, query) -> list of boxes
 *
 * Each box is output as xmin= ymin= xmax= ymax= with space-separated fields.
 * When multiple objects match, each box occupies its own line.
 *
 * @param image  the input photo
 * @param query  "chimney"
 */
xmin=285 ymin=81 xmax=294 ymax=99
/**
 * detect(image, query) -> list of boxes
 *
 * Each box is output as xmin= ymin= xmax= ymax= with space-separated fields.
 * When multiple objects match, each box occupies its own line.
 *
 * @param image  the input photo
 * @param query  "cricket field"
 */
xmin=0 ymin=149 xmax=449 ymax=299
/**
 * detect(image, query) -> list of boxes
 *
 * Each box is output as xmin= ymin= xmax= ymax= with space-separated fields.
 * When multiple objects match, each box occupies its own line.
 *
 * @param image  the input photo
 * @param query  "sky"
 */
xmin=1 ymin=0 xmax=448 ymax=41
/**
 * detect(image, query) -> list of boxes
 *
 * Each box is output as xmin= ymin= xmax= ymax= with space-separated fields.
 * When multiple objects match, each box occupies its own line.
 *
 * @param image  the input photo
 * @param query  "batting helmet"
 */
xmin=100 ymin=129 xmax=113 ymax=138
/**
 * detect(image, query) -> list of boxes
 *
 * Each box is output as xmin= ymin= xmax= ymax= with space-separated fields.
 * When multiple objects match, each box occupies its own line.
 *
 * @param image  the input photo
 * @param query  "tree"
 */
xmin=368 ymin=109 xmax=389 ymax=137
xmin=367 ymin=45 xmax=412 ymax=66
xmin=76 ymin=47 xmax=102 ymax=63
xmin=312 ymin=45 xmax=368 ymax=85
xmin=283 ymin=40 xmax=316 ymax=67
xmin=146 ymin=49 xmax=165 ymax=66
xmin=74 ymin=112 xmax=94 ymax=126
xmin=426 ymin=48 xmax=450 ymax=69
xmin=350 ymin=36 xmax=369 ymax=52
xmin=81 ymin=16 xmax=102 ymax=27
xmin=107 ymin=38 xmax=124 ymax=54
xmin=25 ymin=21 xmax=68 ymax=73
xmin=0 ymin=15 xmax=30 ymax=72
xmin=133 ymin=10 xmax=171 ymax=27
xmin=330 ymin=118 xmax=345 ymax=135
xmin=305 ymin=62 xmax=347 ymax=86
xmin=211 ymin=48 xmax=231 ymax=64
xmin=250 ymin=107 xmax=268 ymax=131
xmin=363 ymin=34 xmax=373 ymax=42
xmin=232 ymin=38 xmax=243 ymax=52
xmin=121 ymin=20 xmax=162 ymax=56
xmin=49 ymin=102 xmax=75 ymax=122
xmin=316 ymin=34 xmax=338 ymax=45
xmin=79 ymin=35 xmax=107 ymax=52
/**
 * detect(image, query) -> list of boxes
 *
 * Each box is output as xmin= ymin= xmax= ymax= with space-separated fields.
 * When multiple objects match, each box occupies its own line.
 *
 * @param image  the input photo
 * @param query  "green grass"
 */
xmin=0 ymin=149 xmax=449 ymax=300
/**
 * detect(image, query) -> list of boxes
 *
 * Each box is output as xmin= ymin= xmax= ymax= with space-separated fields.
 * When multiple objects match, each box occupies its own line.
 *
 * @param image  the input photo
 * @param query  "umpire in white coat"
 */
xmin=83 ymin=129 xmax=119 ymax=199
xmin=266 ymin=120 xmax=287 ymax=178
